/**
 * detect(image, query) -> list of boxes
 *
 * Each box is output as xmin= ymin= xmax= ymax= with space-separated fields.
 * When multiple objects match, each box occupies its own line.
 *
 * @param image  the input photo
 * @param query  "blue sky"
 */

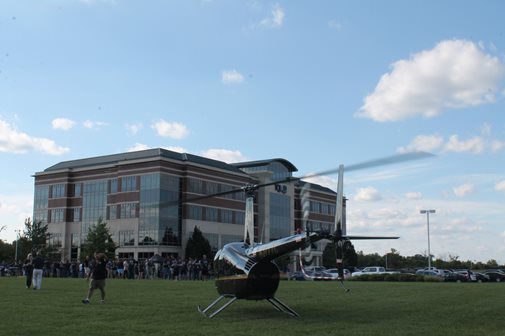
xmin=1 ymin=0 xmax=504 ymax=264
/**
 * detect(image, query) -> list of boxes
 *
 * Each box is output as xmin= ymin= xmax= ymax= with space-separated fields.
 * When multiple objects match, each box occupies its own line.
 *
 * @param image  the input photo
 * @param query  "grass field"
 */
xmin=1 ymin=277 xmax=503 ymax=336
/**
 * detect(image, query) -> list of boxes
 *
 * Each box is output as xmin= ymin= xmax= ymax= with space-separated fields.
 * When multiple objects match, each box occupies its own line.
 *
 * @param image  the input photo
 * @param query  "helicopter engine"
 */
xmin=214 ymin=243 xmax=280 ymax=300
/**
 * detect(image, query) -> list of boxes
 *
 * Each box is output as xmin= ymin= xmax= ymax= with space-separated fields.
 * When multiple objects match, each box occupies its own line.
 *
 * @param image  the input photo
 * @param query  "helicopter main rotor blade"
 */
xmin=157 ymin=151 xmax=434 ymax=208
xmin=300 ymin=151 xmax=434 ymax=180
xmin=343 ymin=236 xmax=399 ymax=240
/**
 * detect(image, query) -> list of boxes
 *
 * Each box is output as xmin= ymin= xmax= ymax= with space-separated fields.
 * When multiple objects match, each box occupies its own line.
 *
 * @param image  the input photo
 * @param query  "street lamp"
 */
xmin=14 ymin=229 xmax=21 ymax=264
xmin=420 ymin=210 xmax=435 ymax=269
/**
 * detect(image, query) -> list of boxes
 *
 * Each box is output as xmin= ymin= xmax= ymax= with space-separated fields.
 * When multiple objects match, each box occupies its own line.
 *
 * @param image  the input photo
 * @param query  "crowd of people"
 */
xmin=108 ymin=255 xmax=211 ymax=281
xmin=16 ymin=254 xmax=212 ymax=282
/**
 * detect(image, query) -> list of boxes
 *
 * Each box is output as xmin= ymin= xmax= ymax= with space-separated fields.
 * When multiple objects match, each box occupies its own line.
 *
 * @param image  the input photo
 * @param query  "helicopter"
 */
xmin=197 ymin=152 xmax=433 ymax=318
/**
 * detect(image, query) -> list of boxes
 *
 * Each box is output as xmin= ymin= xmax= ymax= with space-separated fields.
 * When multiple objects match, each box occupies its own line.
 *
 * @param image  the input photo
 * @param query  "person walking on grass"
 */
xmin=23 ymin=253 xmax=33 ymax=289
xmin=32 ymin=252 xmax=44 ymax=290
xmin=82 ymin=252 xmax=108 ymax=304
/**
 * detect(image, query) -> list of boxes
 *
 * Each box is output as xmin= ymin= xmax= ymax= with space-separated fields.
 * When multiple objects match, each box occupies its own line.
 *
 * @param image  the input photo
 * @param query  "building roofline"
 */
xmin=231 ymin=158 xmax=298 ymax=172
xmin=36 ymin=148 xmax=248 ymax=176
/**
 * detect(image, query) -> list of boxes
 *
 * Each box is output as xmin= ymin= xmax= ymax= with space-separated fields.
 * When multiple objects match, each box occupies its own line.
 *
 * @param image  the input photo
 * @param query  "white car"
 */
xmin=323 ymin=268 xmax=351 ymax=279
xmin=351 ymin=266 xmax=393 ymax=277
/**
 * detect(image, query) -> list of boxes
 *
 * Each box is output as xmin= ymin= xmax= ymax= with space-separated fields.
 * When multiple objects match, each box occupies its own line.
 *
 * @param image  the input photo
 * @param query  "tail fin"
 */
xmin=244 ymin=196 xmax=255 ymax=246
xmin=334 ymin=164 xmax=345 ymax=235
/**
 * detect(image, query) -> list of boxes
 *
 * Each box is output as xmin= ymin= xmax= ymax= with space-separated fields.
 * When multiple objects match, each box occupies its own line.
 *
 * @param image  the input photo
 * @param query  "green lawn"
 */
xmin=1 ymin=277 xmax=503 ymax=336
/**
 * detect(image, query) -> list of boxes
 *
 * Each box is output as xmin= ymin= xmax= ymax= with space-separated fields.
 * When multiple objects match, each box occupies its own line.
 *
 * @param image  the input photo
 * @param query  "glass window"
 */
xmin=119 ymin=230 xmax=135 ymax=246
xmin=206 ymin=181 xmax=219 ymax=195
xmin=205 ymin=207 xmax=218 ymax=222
xmin=108 ymin=205 xmax=117 ymax=220
xmin=235 ymin=211 xmax=245 ymax=225
xmin=74 ymin=183 xmax=82 ymax=197
xmin=72 ymin=208 xmax=81 ymax=222
xmin=110 ymin=178 xmax=118 ymax=193
xmin=51 ymin=184 xmax=65 ymax=198
xmin=221 ymin=209 xmax=233 ymax=224
xmin=189 ymin=205 xmax=203 ymax=220
xmin=120 ymin=203 xmax=137 ymax=219
xmin=121 ymin=176 xmax=137 ymax=192
xmin=188 ymin=178 xmax=203 ymax=194
xmin=51 ymin=208 xmax=65 ymax=223
xmin=270 ymin=192 xmax=291 ymax=239
xmin=48 ymin=233 xmax=62 ymax=247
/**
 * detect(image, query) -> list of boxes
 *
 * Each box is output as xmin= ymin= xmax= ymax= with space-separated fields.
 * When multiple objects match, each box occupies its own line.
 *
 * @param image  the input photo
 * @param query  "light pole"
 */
xmin=14 ymin=229 xmax=21 ymax=264
xmin=420 ymin=210 xmax=435 ymax=269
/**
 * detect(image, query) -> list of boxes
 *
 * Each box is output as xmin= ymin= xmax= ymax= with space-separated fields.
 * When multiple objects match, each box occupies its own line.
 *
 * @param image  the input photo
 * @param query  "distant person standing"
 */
xmin=82 ymin=253 xmax=108 ymax=304
xmin=23 ymin=253 xmax=33 ymax=289
xmin=32 ymin=252 xmax=44 ymax=290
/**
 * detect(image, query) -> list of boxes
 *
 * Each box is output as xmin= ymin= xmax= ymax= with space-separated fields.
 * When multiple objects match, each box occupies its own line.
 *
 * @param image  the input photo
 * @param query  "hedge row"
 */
xmin=348 ymin=273 xmax=443 ymax=282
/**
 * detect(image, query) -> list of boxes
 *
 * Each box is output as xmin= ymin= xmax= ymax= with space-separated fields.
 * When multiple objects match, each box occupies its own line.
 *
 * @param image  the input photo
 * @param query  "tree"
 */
xmin=0 ymin=240 xmax=14 ymax=263
xmin=322 ymin=241 xmax=358 ymax=269
xmin=185 ymin=226 xmax=211 ymax=259
xmin=385 ymin=248 xmax=402 ymax=269
xmin=81 ymin=218 xmax=117 ymax=260
xmin=23 ymin=217 xmax=53 ymax=257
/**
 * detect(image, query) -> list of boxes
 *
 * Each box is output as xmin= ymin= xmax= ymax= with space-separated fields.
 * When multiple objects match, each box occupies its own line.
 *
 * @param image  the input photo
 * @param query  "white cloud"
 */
xmin=444 ymin=135 xmax=485 ymax=154
xmin=495 ymin=180 xmax=505 ymax=193
xmin=453 ymin=183 xmax=475 ymax=197
xmin=405 ymin=191 xmax=422 ymax=200
xmin=126 ymin=123 xmax=143 ymax=136
xmin=303 ymin=175 xmax=337 ymax=190
xmin=222 ymin=70 xmax=244 ymax=84
xmin=0 ymin=119 xmax=69 ymax=155
xmin=490 ymin=140 xmax=505 ymax=152
xmin=397 ymin=134 xmax=444 ymax=153
xmin=83 ymin=120 xmax=108 ymax=129
xmin=127 ymin=143 xmax=150 ymax=152
xmin=0 ymin=193 xmax=34 ymax=242
xmin=398 ymin=134 xmax=492 ymax=154
xmin=200 ymin=149 xmax=247 ymax=163
xmin=52 ymin=118 xmax=75 ymax=131
xmin=328 ymin=20 xmax=343 ymax=31
xmin=260 ymin=4 xmax=285 ymax=28
xmin=353 ymin=186 xmax=382 ymax=202
xmin=151 ymin=120 xmax=188 ymax=140
xmin=480 ymin=123 xmax=492 ymax=136
xmin=356 ymin=39 xmax=505 ymax=121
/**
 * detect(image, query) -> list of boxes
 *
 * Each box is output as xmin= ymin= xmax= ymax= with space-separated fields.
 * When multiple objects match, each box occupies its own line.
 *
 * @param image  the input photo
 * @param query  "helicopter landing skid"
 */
xmin=198 ymin=295 xmax=299 ymax=318
xmin=267 ymin=297 xmax=299 ymax=317
xmin=198 ymin=295 xmax=237 ymax=318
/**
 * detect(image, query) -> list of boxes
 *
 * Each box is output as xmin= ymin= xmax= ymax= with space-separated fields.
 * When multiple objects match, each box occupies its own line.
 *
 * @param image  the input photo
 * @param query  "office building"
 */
xmin=33 ymin=148 xmax=339 ymax=264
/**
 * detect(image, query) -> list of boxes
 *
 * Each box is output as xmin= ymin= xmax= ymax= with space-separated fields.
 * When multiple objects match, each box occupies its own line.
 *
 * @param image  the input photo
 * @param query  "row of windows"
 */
xmin=108 ymin=203 xmax=139 ymax=220
xmin=119 ymin=230 xmax=135 ymax=246
xmin=310 ymin=201 xmax=336 ymax=216
xmin=239 ymin=162 xmax=291 ymax=181
xmin=306 ymin=220 xmax=333 ymax=233
xmin=49 ymin=208 xmax=81 ymax=223
xmin=187 ymin=205 xmax=245 ymax=225
xmin=270 ymin=193 xmax=291 ymax=240
xmin=187 ymin=178 xmax=245 ymax=201
xmin=48 ymin=233 xmax=62 ymax=247
xmin=51 ymin=184 xmax=65 ymax=198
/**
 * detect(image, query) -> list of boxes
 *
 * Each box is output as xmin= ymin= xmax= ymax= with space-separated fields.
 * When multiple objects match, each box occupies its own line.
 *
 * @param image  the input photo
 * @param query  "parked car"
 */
xmin=483 ymin=271 xmax=505 ymax=282
xmin=456 ymin=270 xmax=477 ymax=282
xmin=351 ymin=266 xmax=395 ymax=277
xmin=442 ymin=270 xmax=467 ymax=282
xmin=415 ymin=270 xmax=444 ymax=278
xmin=474 ymin=272 xmax=490 ymax=282
xmin=304 ymin=266 xmax=327 ymax=274
xmin=322 ymin=268 xmax=351 ymax=279
xmin=288 ymin=271 xmax=307 ymax=281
